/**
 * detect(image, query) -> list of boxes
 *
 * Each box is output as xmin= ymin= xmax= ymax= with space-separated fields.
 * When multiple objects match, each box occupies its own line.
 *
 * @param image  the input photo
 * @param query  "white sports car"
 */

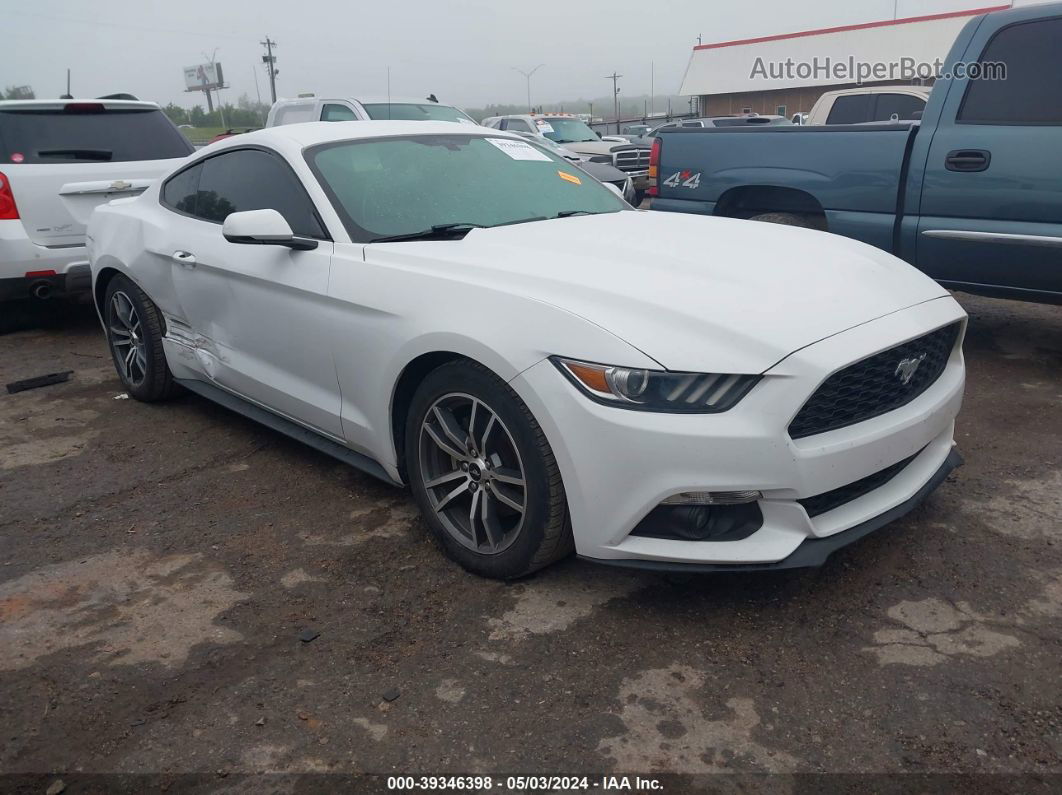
xmin=86 ymin=121 xmax=966 ymax=579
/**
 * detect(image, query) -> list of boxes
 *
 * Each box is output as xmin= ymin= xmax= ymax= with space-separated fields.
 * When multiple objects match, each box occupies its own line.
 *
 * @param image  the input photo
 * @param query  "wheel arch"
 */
xmin=714 ymin=185 xmax=828 ymax=229
xmin=390 ymin=351 xmax=488 ymax=483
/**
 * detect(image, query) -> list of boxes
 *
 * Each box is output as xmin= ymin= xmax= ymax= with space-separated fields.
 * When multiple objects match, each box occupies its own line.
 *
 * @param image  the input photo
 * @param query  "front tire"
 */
xmin=103 ymin=274 xmax=180 ymax=402
xmin=405 ymin=360 xmax=572 ymax=579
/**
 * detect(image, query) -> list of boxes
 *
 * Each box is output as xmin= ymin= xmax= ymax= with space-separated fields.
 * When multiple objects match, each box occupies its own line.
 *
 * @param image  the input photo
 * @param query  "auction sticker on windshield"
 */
xmin=486 ymin=138 xmax=552 ymax=161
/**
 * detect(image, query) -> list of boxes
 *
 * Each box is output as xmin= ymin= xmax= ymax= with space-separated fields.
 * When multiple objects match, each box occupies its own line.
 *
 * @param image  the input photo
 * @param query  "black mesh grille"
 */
xmin=789 ymin=322 xmax=960 ymax=439
xmin=798 ymin=449 xmax=922 ymax=518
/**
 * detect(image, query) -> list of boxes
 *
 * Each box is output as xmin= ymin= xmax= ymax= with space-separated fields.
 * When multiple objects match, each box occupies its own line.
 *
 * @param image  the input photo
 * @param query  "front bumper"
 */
xmin=509 ymin=296 xmax=966 ymax=567
xmin=584 ymin=448 xmax=962 ymax=573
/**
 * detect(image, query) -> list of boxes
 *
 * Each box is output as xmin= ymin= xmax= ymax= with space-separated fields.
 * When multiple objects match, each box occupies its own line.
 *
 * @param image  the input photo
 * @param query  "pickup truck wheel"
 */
xmin=103 ymin=275 xmax=180 ymax=402
xmin=405 ymin=360 xmax=572 ymax=580
xmin=748 ymin=212 xmax=826 ymax=231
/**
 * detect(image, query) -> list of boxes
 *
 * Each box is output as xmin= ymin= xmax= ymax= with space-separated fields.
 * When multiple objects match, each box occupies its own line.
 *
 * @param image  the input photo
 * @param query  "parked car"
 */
xmin=0 ymin=98 xmax=194 ymax=303
xmin=649 ymin=2 xmax=1062 ymax=305
xmin=209 ymin=128 xmax=260 ymax=144
xmin=508 ymin=132 xmax=637 ymax=203
xmin=805 ymin=86 xmax=931 ymax=125
xmin=481 ymin=114 xmax=650 ymax=200
xmin=267 ymin=95 xmax=476 ymax=127
xmin=621 ymin=124 xmax=652 ymax=137
xmin=88 ymin=120 xmax=965 ymax=579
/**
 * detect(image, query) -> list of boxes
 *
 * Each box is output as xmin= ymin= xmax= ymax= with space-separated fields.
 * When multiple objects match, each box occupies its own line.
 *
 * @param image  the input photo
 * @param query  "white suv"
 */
xmin=0 ymin=99 xmax=193 ymax=303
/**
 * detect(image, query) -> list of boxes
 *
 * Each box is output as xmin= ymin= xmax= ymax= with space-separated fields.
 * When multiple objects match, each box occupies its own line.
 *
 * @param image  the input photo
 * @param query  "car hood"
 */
xmin=555 ymin=140 xmax=618 ymax=156
xmin=368 ymin=211 xmax=949 ymax=373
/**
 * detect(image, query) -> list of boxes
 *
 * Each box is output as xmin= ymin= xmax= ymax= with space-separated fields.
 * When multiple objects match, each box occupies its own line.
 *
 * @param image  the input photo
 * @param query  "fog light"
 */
xmin=661 ymin=490 xmax=762 ymax=506
xmin=631 ymin=503 xmax=763 ymax=542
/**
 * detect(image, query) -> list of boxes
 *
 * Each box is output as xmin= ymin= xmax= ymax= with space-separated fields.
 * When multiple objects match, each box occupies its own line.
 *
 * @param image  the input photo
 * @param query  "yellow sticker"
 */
xmin=558 ymin=170 xmax=582 ymax=185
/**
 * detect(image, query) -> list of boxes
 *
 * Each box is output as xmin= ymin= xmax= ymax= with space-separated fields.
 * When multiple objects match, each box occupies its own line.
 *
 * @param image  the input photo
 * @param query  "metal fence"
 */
xmin=589 ymin=112 xmax=699 ymax=136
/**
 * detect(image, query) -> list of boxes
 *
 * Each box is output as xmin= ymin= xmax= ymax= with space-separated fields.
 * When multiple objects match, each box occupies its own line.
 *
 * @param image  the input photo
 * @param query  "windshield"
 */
xmin=0 ymin=107 xmax=193 ymax=164
xmin=538 ymin=118 xmax=598 ymax=144
xmin=308 ymin=134 xmax=626 ymax=242
xmin=361 ymin=103 xmax=476 ymax=124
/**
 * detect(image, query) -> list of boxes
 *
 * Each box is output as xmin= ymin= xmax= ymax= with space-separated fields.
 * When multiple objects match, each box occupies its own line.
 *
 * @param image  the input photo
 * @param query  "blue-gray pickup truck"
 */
xmin=649 ymin=3 xmax=1062 ymax=305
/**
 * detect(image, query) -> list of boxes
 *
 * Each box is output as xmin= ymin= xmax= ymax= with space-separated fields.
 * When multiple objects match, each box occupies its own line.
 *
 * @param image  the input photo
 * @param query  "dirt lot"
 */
xmin=0 ymin=293 xmax=1059 ymax=789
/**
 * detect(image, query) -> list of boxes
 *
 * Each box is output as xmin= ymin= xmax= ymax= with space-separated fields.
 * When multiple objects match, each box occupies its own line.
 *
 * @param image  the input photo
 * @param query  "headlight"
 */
xmin=552 ymin=357 xmax=760 ymax=413
xmin=588 ymin=154 xmax=614 ymax=164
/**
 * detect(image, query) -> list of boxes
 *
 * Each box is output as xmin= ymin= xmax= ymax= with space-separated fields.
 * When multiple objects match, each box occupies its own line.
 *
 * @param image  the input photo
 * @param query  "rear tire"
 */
xmin=748 ymin=211 xmax=826 ymax=231
xmin=103 ymin=274 xmax=180 ymax=402
xmin=405 ymin=360 xmax=572 ymax=579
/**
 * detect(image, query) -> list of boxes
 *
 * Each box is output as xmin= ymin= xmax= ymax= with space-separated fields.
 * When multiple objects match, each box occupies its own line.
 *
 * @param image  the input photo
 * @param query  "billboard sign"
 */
xmin=183 ymin=63 xmax=224 ymax=92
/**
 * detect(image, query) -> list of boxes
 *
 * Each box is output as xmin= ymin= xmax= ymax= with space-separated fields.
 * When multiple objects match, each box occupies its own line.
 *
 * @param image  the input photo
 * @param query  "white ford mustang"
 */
xmin=86 ymin=121 xmax=966 ymax=579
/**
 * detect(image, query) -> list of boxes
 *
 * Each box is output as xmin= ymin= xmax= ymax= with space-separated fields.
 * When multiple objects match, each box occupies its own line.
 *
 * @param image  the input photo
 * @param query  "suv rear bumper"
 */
xmin=1 ymin=219 xmax=92 ymax=301
xmin=0 ymin=263 xmax=91 ymax=301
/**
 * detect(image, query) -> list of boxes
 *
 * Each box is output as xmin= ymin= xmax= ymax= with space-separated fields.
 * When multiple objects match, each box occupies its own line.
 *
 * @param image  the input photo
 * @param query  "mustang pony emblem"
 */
xmin=895 ymin=353 xmax=927 ymax=385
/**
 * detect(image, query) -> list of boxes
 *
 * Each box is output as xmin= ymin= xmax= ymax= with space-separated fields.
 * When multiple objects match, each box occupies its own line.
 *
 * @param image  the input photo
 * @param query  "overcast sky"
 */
xmin=6 ymin=0 xmax=999 ymax=109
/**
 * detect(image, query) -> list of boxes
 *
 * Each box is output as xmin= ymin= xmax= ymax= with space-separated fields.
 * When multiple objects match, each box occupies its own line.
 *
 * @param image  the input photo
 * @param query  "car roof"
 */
xmin=0 ymin=98 xmax=160 ymax=111
xmin=205 ymin=120 xmax=508 ymax=151
xmin=277 ymin=95 xmax=457 ymax=106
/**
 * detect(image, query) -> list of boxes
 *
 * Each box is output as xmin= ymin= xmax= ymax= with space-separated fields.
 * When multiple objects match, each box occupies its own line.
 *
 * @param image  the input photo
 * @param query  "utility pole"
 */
xmin=512 ymin=65 xmax=544 ymax=113
xmin=261 ymin=37 xmax=278 ymax=104
xmin=650 ymin=61 xmax=654 ymax=117
xmin=604 ymin=72 xmax=622 ymax=134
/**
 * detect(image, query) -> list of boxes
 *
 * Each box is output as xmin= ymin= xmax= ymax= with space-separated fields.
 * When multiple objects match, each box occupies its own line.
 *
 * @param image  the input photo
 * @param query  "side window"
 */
xmin=193 ymin=149 xmax=325 ymax=238
xmin=826 ymin=94 xmax=871 ymax=124
xmin=161 ymin=162 xmax=202 ymax=215
xmin=872 ymin=93 xmax=925 ymax=121
xmin=275 ymin=104 xmax=316 ymax=126
xmin=321 ymin=103 xmax=357 ymax=122
xmin=502 ymin=119 xmax=532 ymax=133
xmin=958 ymin=18 xmax=1062 ymax=124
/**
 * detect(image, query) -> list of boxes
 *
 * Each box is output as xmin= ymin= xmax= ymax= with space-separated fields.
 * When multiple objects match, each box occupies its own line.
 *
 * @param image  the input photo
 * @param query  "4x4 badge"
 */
xmin=895 ymin=353 xmax=927 ymax=385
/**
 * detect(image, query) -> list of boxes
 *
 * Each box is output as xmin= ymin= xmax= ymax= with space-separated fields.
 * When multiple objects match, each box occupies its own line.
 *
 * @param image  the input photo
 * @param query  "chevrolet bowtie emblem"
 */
xmin=895 ymin=353 xmax=927 ymax=385
xmin=110 ymin=180 xmax=133 ymax=191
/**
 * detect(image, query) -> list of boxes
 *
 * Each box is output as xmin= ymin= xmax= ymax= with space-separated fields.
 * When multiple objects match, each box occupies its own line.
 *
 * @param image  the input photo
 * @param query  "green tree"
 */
xmin=3 ymin=85 xmax=35 ymax=100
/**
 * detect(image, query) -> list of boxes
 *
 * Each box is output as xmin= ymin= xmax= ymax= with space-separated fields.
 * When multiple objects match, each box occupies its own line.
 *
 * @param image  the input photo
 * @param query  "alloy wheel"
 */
xmin=418 ymin=392 xmax=527 ymax=554
xmin=108 ymin=290 xmax=148 ymax=387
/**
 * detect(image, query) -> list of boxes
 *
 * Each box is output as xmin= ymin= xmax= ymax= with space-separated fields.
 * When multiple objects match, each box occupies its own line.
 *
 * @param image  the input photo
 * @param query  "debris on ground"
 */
xmin=5 ymin=370 xmax=73 ymax=394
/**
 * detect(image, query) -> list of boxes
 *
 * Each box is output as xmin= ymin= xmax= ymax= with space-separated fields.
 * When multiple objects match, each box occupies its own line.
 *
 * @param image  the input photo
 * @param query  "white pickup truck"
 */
xmin=266 ymin=95 xmax=477 ymax=127
xmin=0 ymin=99 xmax=193 ymax=304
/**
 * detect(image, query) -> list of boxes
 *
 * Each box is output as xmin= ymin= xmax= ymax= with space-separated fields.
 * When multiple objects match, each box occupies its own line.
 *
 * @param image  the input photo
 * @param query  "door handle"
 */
xmin=945 ymin=149 xmax=991 ymax=172
xmin=172 ymin=250 xmax=197 ymax=268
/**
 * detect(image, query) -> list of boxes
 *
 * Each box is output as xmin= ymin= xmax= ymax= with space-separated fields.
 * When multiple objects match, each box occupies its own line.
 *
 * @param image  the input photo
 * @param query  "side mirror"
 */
xmin=595 ymin=131 xmax=603 ymax=139
xmin=222 ymin=209 xmax=318 ymax=251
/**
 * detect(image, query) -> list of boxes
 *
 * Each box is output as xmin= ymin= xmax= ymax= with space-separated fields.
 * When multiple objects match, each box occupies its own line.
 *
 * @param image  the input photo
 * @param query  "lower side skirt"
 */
xmin=175 ymin=378 xmax=400 ymax=486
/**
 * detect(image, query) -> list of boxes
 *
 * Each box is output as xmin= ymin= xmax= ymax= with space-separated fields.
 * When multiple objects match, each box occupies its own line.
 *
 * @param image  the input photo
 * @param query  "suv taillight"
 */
xmin=647 ymin=138 xmax=661 ymax=197
xmin=0 ymin=172 xmax=18 ymax=220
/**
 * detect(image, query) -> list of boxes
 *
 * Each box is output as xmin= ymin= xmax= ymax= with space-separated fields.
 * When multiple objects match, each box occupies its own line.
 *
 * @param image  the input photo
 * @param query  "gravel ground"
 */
xmin=0 ymin=292 xmax=1059 ymax=790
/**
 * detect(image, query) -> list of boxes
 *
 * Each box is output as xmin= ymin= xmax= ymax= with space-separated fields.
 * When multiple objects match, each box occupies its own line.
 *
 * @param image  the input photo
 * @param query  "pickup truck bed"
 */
xmin=651 ymin=124 xmax=917 ymax=255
